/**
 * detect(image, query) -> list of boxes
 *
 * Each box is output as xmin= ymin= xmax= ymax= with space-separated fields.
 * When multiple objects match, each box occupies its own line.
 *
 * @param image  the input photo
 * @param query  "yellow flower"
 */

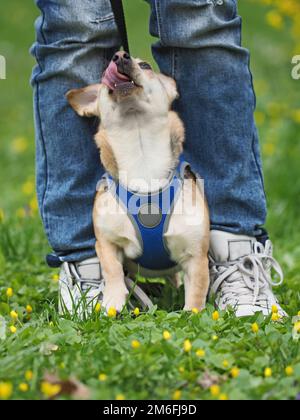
xmin=222 ymin=360 xmax=229 ymax=369
xmin=107 ymin=307 xmax=117 ymax=318
xmin=212 ymin=335 xmax=219 ymax=341
xmin=263 ymin=143 xmax=275 ymax=157
xmin=219 ymin=393 xmax=229 ymax=401
xmin=266 ymin=10 xmax=284 ymax=30
xmin=10 ymin=325 xmax=17 ymax=334
xmin=133 ymin=307 xmax=140 ymax=316
xmin=172 ymin=390 xmax=182 ymax=400
xmin=16 ymin=208 xmax=26 ymax=219
xmin=230 ymin=367 xmax=240 ymax=379
xmin=271 ymin=312 xmax=281 ymax=322
xmin=212 ymin=311 xmax=220 ymax=321
xmin=196 ymin=349 xmax=206 ymax=358
xmin=98 ymin=373 xmax=108 ymax=382
xmin=131 ymin=340 xmax=141 ymax=349
xmin=22 ymin=180 xmax=35 ymax=196
xmin=94 ymin=302 xmax=101 ymax=313
xmin=52 ymin=274 xmax=59 ymax=283
xmin=271 ymin=305 xmax=278 ymax=314
xmin=12 ymin=137 xmax=28 ymax=154
xmin=116 ymin=393 xmax=125 ymax=400
xmin=0 ymin=382 xmax=13 ymax=400
xmin=178 ymin=366 xmax=185 ymax=373
xmin=285 ymin=366 xmax=294 ymax=377
xmin=163 ymin=330 xmax=171 ymax=341
xmin=0 ymin=209 xmax=4 ymax=222
xmin=10 ymin=310 xmax=18 ymax=320
xmin=192 ymin=308 xmax=199 ymax=314
xmin=183 ymin=339 xmax=192 ymax=353
xmin=19 ymin=383 xmax=29 ymax=392
xmin=40 ymin=382 xmax=61 ymax=398
xmin=255 ymin=111 xmax=266 ymax=126
xmin=252 ymin=323 xmax=259 ymax=334
xmin=210 ymin=385 xmax=220 ymax=397
xmin=6 ymin=288 xmax=13 ymax=298
xmin=294 ymin=321 xmax=300 ymax=334
xmin=297 ymin=311 xmax=300 ymax=317
xmin=25 ymin=370 xmax=33 ymax=381
xmin=29 ymin=196 xmax=39 ymax=213
xmin=26 ymin=305 xmax=33 ymax=314
xmin=264 ymin=367 xmax=272 ymax=378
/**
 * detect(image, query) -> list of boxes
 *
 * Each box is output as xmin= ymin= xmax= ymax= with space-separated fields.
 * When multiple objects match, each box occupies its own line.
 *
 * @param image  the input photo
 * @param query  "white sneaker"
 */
xmin=59 ymin=257 xmax=104 ymax=316
xmin=59 ymin=257 xmax=154 ymax=316
xmin=209 ymin=230 xmax=286 ymax=317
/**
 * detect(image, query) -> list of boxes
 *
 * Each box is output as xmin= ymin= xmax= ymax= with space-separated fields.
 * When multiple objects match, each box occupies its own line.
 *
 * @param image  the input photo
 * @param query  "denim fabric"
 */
xmin=31 ymin=0 xmax=267 ymax=263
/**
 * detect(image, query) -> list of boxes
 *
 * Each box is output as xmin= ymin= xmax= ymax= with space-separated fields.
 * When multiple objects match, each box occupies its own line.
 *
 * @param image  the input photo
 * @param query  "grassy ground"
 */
xmin=0 ymin=0 xmax=300 ymax=400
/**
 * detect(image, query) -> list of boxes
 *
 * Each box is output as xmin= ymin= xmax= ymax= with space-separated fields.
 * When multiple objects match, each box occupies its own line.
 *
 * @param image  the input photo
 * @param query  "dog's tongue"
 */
xmin=102 ymin=61 xmax=130 ymax=90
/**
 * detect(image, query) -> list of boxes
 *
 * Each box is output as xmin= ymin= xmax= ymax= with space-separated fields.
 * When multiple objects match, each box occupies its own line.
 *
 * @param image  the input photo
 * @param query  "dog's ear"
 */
xmin=157 ymin=74 xmax=179 ymax=105
xmin=66 ymin=84 xmax=102 ymax=117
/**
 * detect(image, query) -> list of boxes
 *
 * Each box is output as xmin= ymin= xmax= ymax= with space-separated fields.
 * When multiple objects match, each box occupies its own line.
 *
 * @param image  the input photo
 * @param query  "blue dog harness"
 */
xmin=98 ymin=157 xmax=190 ymax=277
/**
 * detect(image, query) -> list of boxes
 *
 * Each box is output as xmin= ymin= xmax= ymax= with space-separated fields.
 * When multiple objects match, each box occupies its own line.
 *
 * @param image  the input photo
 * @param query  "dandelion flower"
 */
xmin=40 ymin=382 xmax=61 ymax=398
xmin=94 ymin=303 xmax=101 ymax=313
xmin=230 ymin=367 xmax=240 ymax=378
xmin=264 ymin=367 xmax=272 ymax=378
xmin=131 ymin=340 xmax=141 ymax=349
xmin=163 ymin=330 xmax=171 ymax=341
xmin=26 ymin=305 xmax=33 ymax=314
xmin=52 ymin=274 xmax=59 ymax=283
xmin=196 ymin=349 xmax=206 ymax=358
xmin=285 ymin=366 xmax=294 ymax=377
xmin=294 ymin=321 xmax=300 ymax=334
xmin=222 ymin=360 xmax=229 ymax=369
xmin=183 ymin=339 xmax=192 ymax=353
xmin=172 ymin=390 xmax=182 ymax=400
xmin=210 ymin=385 xmax=220 ymax=397
xmin=192 ymin=308 xmax=199 ymax=314
xmin=0 ymin=382 xmax=13 ymax=400
xmin=252 ymin=323 xmax=259 ymax=334
xmin=98 ymin=373 xmax=108 ymax=382
xmin=212 ymin=335 xmax=219 ymax=341
xmin=219 ymin=393 xmax=229 ymax=401
xmin=271 ymin=305 xmax=278 ymax=314
xmin=133 ymin=307 xmax=140 ymax=317
xmin=116 ymin=393 xmax=125 ymax=400
xmin=10 ymin=310 xmax=18 ymax=320
xmin=212 ymin=311 xmax=220 ymax=321
xmin=25 ymin=371 xmax=33 ymax=381
xmin=10 ymin=325 xmax=17 ymax=334
xmin=19 ymin=383 xmax=29 ymax=392
xmin=271 ymin=313 xmax=281 ymax=322
xmin=107 ymin=307 xmax=117 ymax=318
xmin=6 ymin=288 xmax=13 ymax=298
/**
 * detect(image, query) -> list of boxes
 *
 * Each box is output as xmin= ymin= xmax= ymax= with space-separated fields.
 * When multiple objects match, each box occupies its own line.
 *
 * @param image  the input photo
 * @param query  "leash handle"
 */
xmin=110 ymin=0 xmax=130 ymax=55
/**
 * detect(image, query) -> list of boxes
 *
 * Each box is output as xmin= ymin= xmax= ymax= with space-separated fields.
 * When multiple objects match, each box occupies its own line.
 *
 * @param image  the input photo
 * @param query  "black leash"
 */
xmin=110 ymin=0 xmax=130 ymax=55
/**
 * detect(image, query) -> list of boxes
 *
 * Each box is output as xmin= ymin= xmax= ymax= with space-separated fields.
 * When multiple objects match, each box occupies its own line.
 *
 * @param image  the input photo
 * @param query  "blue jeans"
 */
xmin=31 ymin=0 xmax=267 ymax=264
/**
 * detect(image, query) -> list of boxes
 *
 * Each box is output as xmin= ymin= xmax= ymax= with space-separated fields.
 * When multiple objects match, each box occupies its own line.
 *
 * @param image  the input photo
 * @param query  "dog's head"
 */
xmin=66 ymin=51 xmax=178 ymax=121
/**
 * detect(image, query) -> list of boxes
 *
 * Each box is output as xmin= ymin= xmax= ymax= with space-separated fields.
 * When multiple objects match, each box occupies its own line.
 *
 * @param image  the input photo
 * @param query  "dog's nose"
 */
xmin=112 ymin=51 xmax=131 ymax=67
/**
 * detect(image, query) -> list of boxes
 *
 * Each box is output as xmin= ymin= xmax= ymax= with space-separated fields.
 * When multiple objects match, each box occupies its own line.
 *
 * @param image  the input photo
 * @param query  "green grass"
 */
xmin=0 ymin=0 xmax=300 ymax=400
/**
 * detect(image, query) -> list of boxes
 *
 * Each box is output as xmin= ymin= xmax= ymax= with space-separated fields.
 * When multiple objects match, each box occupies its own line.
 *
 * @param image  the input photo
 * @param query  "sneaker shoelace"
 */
xmin=210 ymin=242 xmax=284 ymax=308
xmin=64 ymin=262 xmax=105 ymax=295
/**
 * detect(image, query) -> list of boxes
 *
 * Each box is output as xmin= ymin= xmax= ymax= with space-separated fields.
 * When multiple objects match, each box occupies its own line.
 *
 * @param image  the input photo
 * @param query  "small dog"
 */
xmin=67 ymin=51 xmax=210 ymax=312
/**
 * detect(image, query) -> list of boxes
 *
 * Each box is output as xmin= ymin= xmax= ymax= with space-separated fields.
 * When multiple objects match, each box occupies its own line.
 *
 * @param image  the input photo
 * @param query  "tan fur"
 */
xmin=67 ymin=52 xmax=210 ymax=313
xmin=169 ymin=111 xmax=185 ymax=162
xmin=95 ymin=129 xmax=118 ymax=179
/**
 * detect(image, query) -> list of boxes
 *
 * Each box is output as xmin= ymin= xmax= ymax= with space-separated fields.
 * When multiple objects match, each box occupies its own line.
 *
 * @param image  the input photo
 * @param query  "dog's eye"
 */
xmin=138 ymin=62 xmax=152 ymax=70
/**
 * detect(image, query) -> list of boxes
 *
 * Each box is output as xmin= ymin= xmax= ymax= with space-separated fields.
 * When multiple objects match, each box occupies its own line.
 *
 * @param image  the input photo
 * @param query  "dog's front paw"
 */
xmin=102 ymin=286 xmax=128 ymax=313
